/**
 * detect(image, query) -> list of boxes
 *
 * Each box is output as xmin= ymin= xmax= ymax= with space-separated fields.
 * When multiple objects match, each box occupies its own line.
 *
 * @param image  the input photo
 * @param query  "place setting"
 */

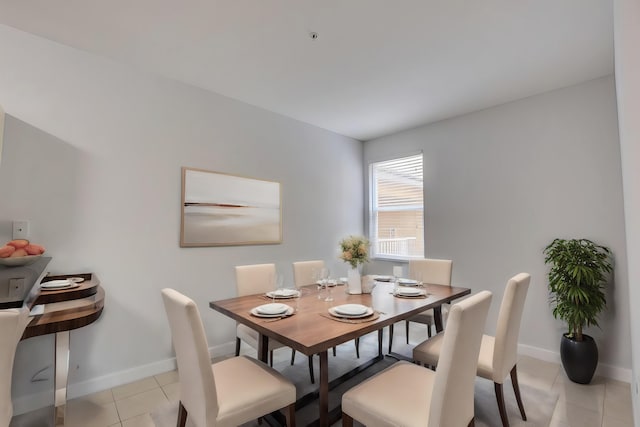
xmin=249 ymin=302 xmax=296 ymax=322
xmin=392 ymin=286 xmax=429 ymax=299
xmin=397 ymin=278 xmax=421 ymax=286
xmin=40 ymin=277 xmax=84 ymax=291
xmin=265 ymin=288 xmax=301 ymax=299
xmin=322 ymin=303 xmax=380 ymax=324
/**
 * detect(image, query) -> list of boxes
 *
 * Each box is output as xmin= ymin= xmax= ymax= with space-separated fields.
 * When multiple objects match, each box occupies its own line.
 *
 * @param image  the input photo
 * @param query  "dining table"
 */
xmin=210 ymin=280 xmax=471 ymax=427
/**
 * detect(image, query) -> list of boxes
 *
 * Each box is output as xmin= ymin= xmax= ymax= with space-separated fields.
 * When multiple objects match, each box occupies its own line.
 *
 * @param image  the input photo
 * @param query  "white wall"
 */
xmin=614 ymin=0 xmax=640 ymax=422
xmin=364 ymin=76 xmax=631 ymax=377
xmin=0 ymin=24 xmax=363 ymax=409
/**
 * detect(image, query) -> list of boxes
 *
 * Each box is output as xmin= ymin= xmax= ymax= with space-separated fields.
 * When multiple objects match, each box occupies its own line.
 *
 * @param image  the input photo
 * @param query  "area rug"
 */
xmin=151 ymin=332 xmax=558 ymax=426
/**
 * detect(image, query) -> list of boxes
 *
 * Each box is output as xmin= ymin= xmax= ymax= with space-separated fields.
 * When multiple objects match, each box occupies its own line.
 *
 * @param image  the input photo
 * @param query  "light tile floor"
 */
xmin=12 ymin=327 xmax=635 ymax=427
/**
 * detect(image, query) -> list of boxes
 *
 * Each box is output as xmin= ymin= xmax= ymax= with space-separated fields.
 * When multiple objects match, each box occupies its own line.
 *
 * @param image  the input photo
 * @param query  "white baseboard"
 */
xmin=518 ymin=343 xmax=632 ymax=383
xmin=518 ymin=343 xmax=561 ymax=364
xmin=13 ymin=341 xmax=236 ymax=416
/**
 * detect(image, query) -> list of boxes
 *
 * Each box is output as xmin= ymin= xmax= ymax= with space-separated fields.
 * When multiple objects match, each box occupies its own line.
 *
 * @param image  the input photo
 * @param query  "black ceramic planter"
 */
xmin=560 ymin=334 xmax=598 ymax=384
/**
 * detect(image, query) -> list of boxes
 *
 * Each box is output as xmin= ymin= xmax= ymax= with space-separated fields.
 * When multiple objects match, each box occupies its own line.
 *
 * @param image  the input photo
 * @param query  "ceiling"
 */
xmin=0 ymin=1 xmax=613 ymax=141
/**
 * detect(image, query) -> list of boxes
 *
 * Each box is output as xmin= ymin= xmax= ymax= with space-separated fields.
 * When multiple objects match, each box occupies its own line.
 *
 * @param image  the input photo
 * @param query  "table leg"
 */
xmin=434 ymin=306 xmax=444 ymax=333
xmin=258 ymin=334 xmax=269 ymax=363
xmin=54 ymin=331 xmax=70 ymax=426
xmin=319 ymin=350 xmax=329 ymax=427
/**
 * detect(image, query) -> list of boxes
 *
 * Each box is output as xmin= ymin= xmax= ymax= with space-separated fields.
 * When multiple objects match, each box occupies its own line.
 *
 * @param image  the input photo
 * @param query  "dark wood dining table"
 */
xmin=210 ymin=281 xmax=470 ymax=427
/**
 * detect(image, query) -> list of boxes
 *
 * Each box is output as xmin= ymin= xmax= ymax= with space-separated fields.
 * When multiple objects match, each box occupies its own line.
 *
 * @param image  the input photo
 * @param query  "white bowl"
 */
xmin=0 ymin=254 xmax=42 ymax=267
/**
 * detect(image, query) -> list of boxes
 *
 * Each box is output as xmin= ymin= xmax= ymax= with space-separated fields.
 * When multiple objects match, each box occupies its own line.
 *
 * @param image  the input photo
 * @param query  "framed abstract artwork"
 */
xmin=180 ymin=167 xmax=282 ymax=247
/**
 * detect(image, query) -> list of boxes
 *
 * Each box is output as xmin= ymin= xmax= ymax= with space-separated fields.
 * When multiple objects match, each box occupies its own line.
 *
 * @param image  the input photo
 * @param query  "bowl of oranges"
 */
xmin=0 ymin=240 xmax=46 ymax=266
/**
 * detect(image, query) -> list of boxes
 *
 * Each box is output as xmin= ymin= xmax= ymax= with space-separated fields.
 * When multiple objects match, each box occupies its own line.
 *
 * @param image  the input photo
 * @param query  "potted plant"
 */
xmin=543 ymin=238 xmax=613 ymax=384
xmin=339 ymin=235 xmax=369 ymax=294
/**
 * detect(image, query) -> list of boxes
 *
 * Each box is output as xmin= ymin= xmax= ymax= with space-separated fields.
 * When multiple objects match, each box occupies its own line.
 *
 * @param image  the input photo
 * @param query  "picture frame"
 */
xmin=180 ymin=167 xmax=282 ymax=247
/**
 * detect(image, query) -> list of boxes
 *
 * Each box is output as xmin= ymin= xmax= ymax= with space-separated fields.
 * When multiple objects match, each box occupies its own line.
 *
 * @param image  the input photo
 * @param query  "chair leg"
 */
xmin=177 ymin=401 xmax=188 ymax=427
xmin=355 ymin=338 xmax=360 ymax=358
xmin=333 ymin=346 xmax=336 ymax=357
xmin=405 ymin=320 xmax=410 ymax=344
xmin=269 ymin=350 xmax=274 ymax=367
xmin=467 ymin=417 xmax=475 ymax=427
xmin=308 ymin=355 xmax=315 ymax=384
xmin=235 ymin=337 xmax=241 ymax=356
xmin=494 ymin=382 xmax=510 ymax=427
xmin=284 ymin=402 xmax=296 ymax=427
xmin=342 ymin=413 xmax=354 ymax=427
xmin=511 ymin=365 xmax=527 ymax=420
xmin=427 ymin=324 xmax=432 ymax=338
xmin=388 ymin=324 xmax=394 ymax=353
xmin=290 ymin=349 xmax=296 ymax=365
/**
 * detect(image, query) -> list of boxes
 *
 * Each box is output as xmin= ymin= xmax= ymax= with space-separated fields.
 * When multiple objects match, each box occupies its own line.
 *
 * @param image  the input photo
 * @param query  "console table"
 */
xmin=21 ymin=273 xmax=105 ymax=426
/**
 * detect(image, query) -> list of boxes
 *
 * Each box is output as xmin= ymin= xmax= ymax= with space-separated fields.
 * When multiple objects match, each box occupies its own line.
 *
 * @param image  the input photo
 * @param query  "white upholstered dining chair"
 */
xmin=342 ymin=290 xmax=492 ymax=427
xmin=1 ymin=307 xmax=32 ymax=427
xmin=236 ymin=263 xmax=315 ymax=382
xmin=388 ymin=258 xmax=453 ymax=352
xmin=161 ymin=288 xmax=296 ymax=427
xmin=235 ymin=263 xmax=283 ymax=366
xmin=292 ymin=260 xmax=325 ymax=288
xmin=413 ymin=272 xmax=530 ymax=427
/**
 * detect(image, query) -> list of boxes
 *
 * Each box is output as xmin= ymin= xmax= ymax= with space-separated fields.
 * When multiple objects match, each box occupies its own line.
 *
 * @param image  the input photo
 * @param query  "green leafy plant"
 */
xmin=543 ymin=238 xmax=612 ymax=341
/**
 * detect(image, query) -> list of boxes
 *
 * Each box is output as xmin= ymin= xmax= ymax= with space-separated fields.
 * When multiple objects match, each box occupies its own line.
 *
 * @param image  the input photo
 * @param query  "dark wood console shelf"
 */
xmin=37 ymin=273 xmax=99 ymax=304
xmin=18 ymin=272 xmax=105 ymax=426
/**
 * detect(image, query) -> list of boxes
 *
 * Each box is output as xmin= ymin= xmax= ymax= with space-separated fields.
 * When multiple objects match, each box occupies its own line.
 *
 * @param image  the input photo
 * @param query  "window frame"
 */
xmin=368 ymin=152 xmax=424 ymax=262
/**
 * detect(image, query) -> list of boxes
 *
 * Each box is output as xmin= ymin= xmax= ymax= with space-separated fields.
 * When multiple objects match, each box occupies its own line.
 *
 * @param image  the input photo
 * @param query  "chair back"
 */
xmin=492 ymin=273 xmax=530 ymax=381
xmin=292 ymin=260 xmax=325 ymax=287
xmin=0 ymin=308 xmax=31 ymax=427
xmin=428 ymin=291 xmax=492 ymax=426
xmin=408 ymin=258 xmax=452 ymax=286
xmin=161 ymin=289 xmax=218 ymax=427
xmin=235 ymin=264 xmax=276 ymax=296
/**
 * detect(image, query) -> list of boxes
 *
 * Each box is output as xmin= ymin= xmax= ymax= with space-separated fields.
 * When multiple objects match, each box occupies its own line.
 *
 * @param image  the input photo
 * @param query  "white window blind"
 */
xmin=369 ymin=154 xmax=424 ymax=260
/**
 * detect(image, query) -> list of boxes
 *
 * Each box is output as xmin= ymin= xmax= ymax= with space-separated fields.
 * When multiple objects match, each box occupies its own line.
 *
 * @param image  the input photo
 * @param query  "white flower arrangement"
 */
xmin=339 ymin=235 xmax=370 ymax=269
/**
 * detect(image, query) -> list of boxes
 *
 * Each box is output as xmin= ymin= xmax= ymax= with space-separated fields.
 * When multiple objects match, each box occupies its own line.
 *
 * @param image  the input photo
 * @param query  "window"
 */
xmin=369 ymin=154 xmax=424 ymax=260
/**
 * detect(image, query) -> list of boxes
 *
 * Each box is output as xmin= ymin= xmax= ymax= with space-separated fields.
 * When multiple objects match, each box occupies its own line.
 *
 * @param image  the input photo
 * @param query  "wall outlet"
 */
xmin=12 ymin=220 xmax=29 ymax=240
xmin=8 ymin=278 xmax=24 ymax=298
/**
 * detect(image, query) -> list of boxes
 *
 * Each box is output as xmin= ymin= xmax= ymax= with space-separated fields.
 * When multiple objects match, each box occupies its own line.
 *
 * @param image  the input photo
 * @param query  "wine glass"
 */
xmin=293 ymin=285 xmax=306 ymax=312
xmin=271 ymin=272 xmax=284 ymax=303
xmin=318 ymin=267 xmax=330 ymax=300
xmin=324 ymin=275 xmax=336 ymax=302
xmin=314 ymin=268 xmax=324 ymax=299
xmin=392 ymin=266 xmax=403 ymax=295
xmin=415 ymin=271 xmax=424 ymax=287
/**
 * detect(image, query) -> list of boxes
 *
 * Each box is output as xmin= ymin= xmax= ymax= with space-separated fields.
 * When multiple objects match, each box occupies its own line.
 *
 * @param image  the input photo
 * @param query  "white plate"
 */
xmin=333 ymin=304 xmax=369 ymax=316
xmin=328 ymin=306 xmax=374 ymax=319
xmin=266 ymin=289 xmax=300 ymax=299
xmin=67 ymin=277 xmax=85 ymax=283
xmin=395 ymin=287 xmax=426 ymax=297
xmin=0 ymin=254 xmax=42 ymax=267
xmin=250 ymin=305 xmax=294 ymax=318
xmin=398 ymin=278 xmax=419 ymax=285
xmin=255 ymin=303 xmax=290 ymax=315
xmin=40 ymin=279 xmax=73 ymax=289
xmin=41 ymin=282 xmax=81 ymax=290
xmin=374 ymin=275 xmax=393 ymax=282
